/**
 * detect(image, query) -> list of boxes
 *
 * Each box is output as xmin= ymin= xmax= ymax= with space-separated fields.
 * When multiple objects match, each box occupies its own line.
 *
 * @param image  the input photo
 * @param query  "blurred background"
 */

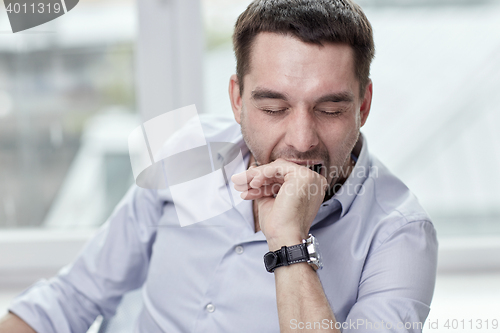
xmin=0 ymin=0 xmax=499 ymax=331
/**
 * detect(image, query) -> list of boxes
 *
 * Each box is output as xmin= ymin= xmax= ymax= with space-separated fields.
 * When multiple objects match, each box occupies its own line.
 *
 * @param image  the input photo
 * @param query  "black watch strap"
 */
xmin=264 ymin=243 xmax=308 ymax=273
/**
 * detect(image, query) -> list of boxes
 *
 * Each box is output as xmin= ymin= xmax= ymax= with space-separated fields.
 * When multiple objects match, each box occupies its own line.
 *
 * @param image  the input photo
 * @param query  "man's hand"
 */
xmin=0 ymin=312 xmax=36 ymax=333
xmin=232 ymin=158 xmax=339 ymax=332
xmin=232 ymin=158 xmax=328 ymax=250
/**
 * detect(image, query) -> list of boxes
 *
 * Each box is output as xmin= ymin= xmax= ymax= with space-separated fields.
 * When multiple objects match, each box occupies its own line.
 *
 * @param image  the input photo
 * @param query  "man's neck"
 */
xmin=323 ymin=155 xmax=355 ymax=202
xmin=323 ymin=135 xmax=362 ymax=201
xmin=253 ymin=200 xmax=261 ymax=233
xmin=247 ymin=155 xmax=261 ymax=232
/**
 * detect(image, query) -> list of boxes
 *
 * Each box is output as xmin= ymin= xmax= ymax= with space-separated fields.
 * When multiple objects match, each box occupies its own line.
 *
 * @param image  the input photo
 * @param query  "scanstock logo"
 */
xmin=128 ymin=105 xmax=246 ymax=227
xmin=4 ymin=0 xmax=79 ymax=33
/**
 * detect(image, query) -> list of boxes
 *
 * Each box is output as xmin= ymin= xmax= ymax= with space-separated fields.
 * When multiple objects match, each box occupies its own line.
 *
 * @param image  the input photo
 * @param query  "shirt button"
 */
xmin=206 ymin=303 xmax=216 ymax=313
xmin=235 ymin=245 xmax=244 ymax=254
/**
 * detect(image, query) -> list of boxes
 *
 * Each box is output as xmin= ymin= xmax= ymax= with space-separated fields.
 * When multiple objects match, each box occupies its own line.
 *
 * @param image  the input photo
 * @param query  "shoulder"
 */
xmin=171 ymin=113 xmax=240 ymax=142
xmin=199 ymin=114 xmax=242 ymax=142
xmin=358 ymin=154 xmax=436 ymax=248
xmin=371 ymin=155 xmax=431 ymax=223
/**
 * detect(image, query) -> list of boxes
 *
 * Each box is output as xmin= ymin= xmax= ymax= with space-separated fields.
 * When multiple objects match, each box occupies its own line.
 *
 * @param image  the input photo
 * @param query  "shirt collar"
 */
xmin=214 ymin=137 xmax=249 ymax=173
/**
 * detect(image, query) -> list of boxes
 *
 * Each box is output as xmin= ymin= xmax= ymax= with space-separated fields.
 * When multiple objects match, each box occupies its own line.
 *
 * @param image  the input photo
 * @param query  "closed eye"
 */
xmin=317 ymin=110 xmax=343 ymax=116
xmin=262 ymin=108 xmax=288 ymax=114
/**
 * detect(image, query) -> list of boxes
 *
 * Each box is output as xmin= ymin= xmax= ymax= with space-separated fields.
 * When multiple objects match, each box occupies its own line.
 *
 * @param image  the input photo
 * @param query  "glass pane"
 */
xmin=0 ymin=0 xmax=138 ymax=229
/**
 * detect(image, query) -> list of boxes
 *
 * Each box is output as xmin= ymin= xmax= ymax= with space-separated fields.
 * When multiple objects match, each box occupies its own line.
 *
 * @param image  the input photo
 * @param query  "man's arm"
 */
xmin=233 ymin=159 xmax=340 ymax=332
xmin=2 ymin=185 xmax=162 ymax=333
xmin=344 ymin=220 xmax=438 ymax=332
xmin=0 ymin=312 xmax=36 ymax=333
xmin=274 ymin=262 xmax=338 ymax=332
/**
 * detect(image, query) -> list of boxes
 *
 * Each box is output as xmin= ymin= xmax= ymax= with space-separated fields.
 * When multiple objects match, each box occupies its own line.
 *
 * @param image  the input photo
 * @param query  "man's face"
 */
xmin=229 ymin=32 xmax=372 ymax=188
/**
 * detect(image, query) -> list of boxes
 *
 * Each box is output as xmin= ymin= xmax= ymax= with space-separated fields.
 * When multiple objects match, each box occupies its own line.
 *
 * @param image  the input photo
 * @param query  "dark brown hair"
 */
xmin=232 ymin=0 xmax=375 ymax=97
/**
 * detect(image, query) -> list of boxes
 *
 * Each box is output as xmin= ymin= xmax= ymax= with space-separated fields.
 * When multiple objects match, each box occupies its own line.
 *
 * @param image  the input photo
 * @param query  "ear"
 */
xmin=359 ymin=80 xmax=372 ymax=127
xmin=229 ymin=74 xmax=243 ymax=124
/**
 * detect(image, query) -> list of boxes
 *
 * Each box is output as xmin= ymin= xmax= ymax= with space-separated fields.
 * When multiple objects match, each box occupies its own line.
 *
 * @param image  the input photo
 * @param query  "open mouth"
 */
xmin=286 ymin=160 xmax=325 ymax=177
xmin=309 ymin=164 xmax=324 ymax=176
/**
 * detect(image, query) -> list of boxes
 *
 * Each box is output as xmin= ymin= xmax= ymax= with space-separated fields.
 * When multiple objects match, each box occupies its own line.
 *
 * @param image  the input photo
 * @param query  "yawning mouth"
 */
xmin=308 ymin=164 xmax=324 ymax=177
xmin=284 ymin=160 xmax=325 ymax=177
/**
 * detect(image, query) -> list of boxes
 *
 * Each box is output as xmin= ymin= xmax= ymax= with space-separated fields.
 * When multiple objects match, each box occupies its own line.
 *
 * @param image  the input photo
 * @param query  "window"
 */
xmin=0 ymin=0 xmax=138 ymax=229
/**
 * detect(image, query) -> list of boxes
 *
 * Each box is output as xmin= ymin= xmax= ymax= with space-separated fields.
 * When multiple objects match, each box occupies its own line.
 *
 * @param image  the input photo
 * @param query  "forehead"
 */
xmin=246 ymin=32 xmax=358 ymax=99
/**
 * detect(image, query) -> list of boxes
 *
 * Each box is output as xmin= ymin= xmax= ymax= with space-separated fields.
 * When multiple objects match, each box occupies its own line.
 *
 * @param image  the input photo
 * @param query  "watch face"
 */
xmin=306 ymin=235 xmax=323 ymax=270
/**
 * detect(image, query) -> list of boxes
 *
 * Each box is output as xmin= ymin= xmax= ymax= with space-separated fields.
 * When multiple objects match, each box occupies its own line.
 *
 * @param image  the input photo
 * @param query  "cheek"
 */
xmin=252 ymin=117 xmax=274 ymax=143
xmin=244 ymin=110 xmax=283 ymax=160
xmin=338 ymin=110 xmax=360 ymax=134
xmin=318 ymin=115 xmax=353 ymax=139
xmin=318 ymin=114 xmax=358 ymax=154
xmin=246 ymin=107 xmax=273 ymax=133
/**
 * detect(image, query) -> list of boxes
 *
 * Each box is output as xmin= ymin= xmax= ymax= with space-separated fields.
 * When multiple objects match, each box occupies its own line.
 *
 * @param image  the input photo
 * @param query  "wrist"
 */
xmin=267 ymin=234 xmax=304 ymax=251
xmin=263 ymin=234 xmax=323 ymax=273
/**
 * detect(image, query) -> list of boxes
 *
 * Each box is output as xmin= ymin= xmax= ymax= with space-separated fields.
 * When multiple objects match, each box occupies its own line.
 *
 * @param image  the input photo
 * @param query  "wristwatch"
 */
xmin=263 ymin=234 xmax=323 ymax=273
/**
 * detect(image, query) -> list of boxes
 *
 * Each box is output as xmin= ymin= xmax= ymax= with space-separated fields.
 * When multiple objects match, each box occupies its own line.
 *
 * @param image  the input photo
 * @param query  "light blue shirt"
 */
xmin=10 ymin=115 xmax=438 ymax=332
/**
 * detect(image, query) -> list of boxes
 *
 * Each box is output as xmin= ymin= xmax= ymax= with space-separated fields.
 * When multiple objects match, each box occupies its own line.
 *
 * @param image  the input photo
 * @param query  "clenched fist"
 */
xmin=232 ymin=158 xmax=328 ymax=250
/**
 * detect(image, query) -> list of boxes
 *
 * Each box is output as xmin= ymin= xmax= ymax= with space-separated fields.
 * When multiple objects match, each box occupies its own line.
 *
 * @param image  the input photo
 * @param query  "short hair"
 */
xmin=232 ymin=0 xmax=375 ymax=97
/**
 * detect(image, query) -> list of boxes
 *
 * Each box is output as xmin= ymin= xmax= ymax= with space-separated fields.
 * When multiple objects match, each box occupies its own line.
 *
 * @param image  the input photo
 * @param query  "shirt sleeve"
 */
xmin=8 ymin=185 xmax=163 ymax=333
xmin=343 ymin=220 xmax=438 ymax=333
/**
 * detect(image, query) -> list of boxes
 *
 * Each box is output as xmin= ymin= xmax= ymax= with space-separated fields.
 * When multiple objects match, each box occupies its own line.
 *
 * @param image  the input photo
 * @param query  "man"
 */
xmin=0 ymin=0 xmax=438 ymax=332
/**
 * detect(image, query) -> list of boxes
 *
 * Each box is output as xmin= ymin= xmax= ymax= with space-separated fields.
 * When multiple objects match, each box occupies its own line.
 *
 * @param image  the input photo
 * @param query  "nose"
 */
xmin=284 ymin=108 xmax=319 ymax=153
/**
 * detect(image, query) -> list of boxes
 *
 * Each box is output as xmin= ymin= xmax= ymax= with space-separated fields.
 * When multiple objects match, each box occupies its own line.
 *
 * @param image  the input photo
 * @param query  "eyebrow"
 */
xmin=251 ymin=88 xmax=289 ymax=101
xmin=250 ymin=88 xmax=354 ymax=103
xmin=315 ymin=92 xmax=354 ymax=104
